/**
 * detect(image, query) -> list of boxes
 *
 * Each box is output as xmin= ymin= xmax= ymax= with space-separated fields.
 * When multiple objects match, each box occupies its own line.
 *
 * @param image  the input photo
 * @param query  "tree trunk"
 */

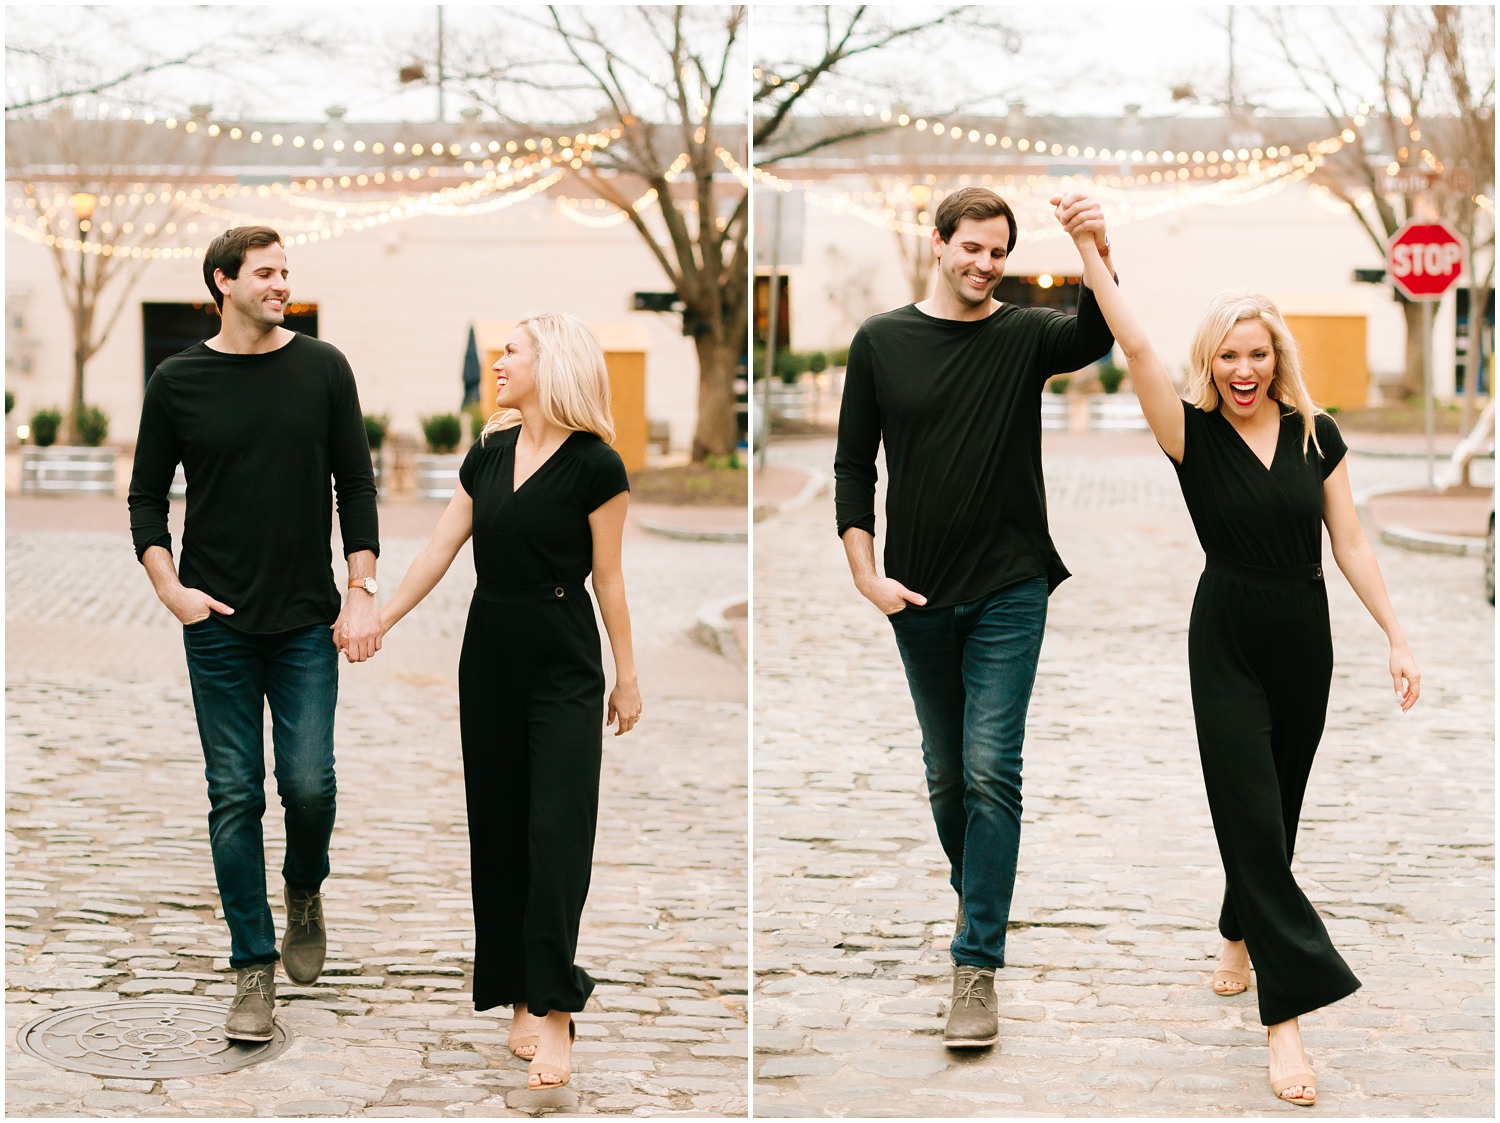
xmin=690 ymin=331 xmax=741 ymax=461
xmin=1399 ymin=299 xmax=1427 ymax=400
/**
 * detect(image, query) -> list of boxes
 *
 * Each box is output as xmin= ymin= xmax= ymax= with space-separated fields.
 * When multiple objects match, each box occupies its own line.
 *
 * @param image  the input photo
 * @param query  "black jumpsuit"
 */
xmin=456 ymin=427 xmax=628 ymax=1016
xmin=1172 ymin=402 xmax=1360 ymax=1027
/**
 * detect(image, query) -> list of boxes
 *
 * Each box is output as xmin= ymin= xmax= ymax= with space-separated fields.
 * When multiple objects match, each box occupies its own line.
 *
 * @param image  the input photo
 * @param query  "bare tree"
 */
xmin=6 ymin=105 xmax=214 ymax=441
xmin=1261 ymin=5 xmax=1495 ymax=399
xmin=401 ymin=5 xmax=749 ymax=462
xmin=752 ymin=5 xmax=1021 ymax=165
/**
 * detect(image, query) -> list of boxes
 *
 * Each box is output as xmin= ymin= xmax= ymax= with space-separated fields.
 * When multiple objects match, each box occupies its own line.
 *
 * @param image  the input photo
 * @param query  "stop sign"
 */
xmin=1387 ymin=219 xmax=1465 ymax=301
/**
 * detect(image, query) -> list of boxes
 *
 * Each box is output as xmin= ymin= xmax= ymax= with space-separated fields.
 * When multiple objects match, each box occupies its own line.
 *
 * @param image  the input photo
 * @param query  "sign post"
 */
xmin=1387 ymin=219 xmax=1466 ymax=486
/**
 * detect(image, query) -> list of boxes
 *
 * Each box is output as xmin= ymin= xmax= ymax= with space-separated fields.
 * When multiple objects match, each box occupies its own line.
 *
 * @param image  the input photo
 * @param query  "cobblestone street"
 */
xmin=6 ymin=500 xmax=748 ymax=1117
xmin=753 ymin=431 xmax=1493 ymax=1118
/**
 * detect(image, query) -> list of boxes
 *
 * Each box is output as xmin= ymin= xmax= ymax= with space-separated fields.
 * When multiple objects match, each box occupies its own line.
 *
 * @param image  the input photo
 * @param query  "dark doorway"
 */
xmin=141 ymin=301 xmax=319 ymax=385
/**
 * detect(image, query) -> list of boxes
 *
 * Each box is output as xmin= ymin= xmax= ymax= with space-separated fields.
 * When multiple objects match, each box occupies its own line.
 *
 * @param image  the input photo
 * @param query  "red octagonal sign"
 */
xmin=1387 ymin=219 xmax=1465 ymax=301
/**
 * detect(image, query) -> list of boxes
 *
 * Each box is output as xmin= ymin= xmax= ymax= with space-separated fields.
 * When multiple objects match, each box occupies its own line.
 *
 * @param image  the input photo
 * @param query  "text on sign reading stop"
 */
xmin=1391 ymin=241 xmax=1463 ymax=278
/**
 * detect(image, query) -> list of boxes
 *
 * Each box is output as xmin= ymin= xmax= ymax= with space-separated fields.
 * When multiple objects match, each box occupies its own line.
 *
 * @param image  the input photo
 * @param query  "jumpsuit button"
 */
xmin=554 ymin=586 xmax=565 ymax=598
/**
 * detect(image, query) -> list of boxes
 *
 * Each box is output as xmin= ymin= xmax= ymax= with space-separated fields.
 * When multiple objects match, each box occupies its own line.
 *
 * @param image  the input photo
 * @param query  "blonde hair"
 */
xmin=481 ymin=311 xmax=615 ymax=444
xmin=1185 ymin=291 xmax=1323 ymax=454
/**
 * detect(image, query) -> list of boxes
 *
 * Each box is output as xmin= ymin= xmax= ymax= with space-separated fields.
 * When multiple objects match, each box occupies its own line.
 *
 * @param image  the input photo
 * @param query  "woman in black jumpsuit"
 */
xmin=1056 ymin=196 xmax=1419 ymax=1107
xmin=376 ymin=312 xmax=641 ymax=1089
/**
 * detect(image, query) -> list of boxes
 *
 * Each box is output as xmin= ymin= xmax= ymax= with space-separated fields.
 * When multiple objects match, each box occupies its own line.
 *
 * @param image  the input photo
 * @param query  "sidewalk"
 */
xmin=5 ymin=495 xmax=748 ymax=1116
xmin=752 ymin=433 xmax=1493 ymax=1118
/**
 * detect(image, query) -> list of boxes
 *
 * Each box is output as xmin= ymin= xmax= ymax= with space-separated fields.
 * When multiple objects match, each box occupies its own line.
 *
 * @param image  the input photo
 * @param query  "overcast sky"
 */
xmin=5 ymin=5 xmax=1489 ymax=125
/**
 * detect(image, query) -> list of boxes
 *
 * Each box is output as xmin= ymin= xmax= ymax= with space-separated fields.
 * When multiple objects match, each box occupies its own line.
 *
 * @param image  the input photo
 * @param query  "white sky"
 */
xmin=5 ymin=4 xmax=1492 ymax=125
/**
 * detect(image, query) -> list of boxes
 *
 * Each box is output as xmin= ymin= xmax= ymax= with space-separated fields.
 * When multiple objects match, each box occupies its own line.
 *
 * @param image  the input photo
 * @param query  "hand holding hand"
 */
xmin=332 ymin=592 xmax=383 ymax=663
xmin=1390 ymin=644 xmax=1420 ymax=711
xmin=859 ymin=576 xmax=928 ymax=616
xmin=608 ymin=678 xmax=642 ymax=736
xmin=1050 ymin=192 xmax=1109 ymax=254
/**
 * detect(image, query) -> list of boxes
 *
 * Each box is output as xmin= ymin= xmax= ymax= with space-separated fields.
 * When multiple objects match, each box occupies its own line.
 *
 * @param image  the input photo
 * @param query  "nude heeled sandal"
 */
xmin=527 ymin=1017 xmax=575 ymax=1088
xmin=1211 ymin=966 xmax=1250 ymax=996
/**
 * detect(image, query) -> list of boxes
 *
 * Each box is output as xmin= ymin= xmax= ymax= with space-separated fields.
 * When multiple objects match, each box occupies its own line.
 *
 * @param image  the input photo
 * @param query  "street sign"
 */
xmin=1387 ymin=219 xmax=1465 ymax=301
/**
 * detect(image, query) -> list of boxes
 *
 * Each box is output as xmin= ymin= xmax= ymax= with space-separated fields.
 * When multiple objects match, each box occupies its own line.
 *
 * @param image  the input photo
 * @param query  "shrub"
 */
xmin=774 ymin=350 xmax=804 ymax=383
xmin=1097 ymin=361 xmax=1126 ymax=394
xmin=74 ymin=404 xmax=109 ymax=447
xmin=363 ymin=413 xmax=389 ymax=451
xmin=809 ymin=351 xmax=828 ymax=374
xmin=5 ymin=391 xmax=13 ymax=416
xmin=421 ymin=412 xmax=463 ymax=453
xmin=1047 ymin=376 xmax=1071 ymax=395
xmin=28 ymin=408 xmax=62 ymax=447
xmin=830 ymin=346 xmax=850 ymax=368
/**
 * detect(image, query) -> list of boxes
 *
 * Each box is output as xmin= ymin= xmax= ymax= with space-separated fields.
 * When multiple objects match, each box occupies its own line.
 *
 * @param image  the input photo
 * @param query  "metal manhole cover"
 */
xmin=17 ymin=998 xmax=291 ymax=1077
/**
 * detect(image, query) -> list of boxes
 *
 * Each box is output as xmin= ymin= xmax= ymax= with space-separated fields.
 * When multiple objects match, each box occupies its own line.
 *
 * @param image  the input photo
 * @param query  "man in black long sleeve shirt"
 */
xmin=834 ymin=189 xmax=1116 ymax=1048
xmin=127 ymin=226 xmax=381 ymax=1042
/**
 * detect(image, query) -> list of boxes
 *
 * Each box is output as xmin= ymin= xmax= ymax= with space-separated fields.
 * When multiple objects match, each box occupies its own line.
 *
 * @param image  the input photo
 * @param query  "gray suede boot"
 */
xmin=225 ymin=964 xmax=276 ymax=1041
xmin=281 ymin=886 xmax=326 ymax=985
xmin=944 ymin=964 xmax=998 ymax=1048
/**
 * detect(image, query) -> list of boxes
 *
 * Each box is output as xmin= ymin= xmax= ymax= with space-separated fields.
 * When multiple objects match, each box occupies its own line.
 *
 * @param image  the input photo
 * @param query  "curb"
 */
xmin=754 ymin=469 xmax=829 ymax=523
xmin=692 ymin=593 xmax=746 ymax=662
xmin=634 ymin=516 xmax=747 ymax=543
xmin=1354 ymin=484 xmax=1487 ymax=557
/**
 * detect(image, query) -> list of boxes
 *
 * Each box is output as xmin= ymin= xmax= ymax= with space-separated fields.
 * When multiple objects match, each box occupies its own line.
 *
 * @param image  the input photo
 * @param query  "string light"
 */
xmin=752 ymin=69 xmax=1367 ymax=184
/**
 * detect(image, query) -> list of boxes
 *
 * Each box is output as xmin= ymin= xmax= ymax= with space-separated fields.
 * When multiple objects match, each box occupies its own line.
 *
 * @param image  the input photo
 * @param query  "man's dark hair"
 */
xmin=202 ymin=226 xmax=283 ymax=311
xmin=934 ymin=188 xmax=1017 ymax=252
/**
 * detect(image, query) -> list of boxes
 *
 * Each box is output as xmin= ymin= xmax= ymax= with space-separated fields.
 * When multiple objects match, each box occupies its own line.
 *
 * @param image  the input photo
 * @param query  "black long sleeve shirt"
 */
xmin=834 ymin=286 xmax=1115 ymax=608
xmin=127 ymin=334 xmax=380 ymax=634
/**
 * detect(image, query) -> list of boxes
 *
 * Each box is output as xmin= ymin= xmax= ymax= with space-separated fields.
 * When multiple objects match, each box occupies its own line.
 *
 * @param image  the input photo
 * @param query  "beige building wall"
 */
xmin=6 ymin=196 xmax=704 ymax=454
xmin=781 ymin=180 xmax=1461 ymax=402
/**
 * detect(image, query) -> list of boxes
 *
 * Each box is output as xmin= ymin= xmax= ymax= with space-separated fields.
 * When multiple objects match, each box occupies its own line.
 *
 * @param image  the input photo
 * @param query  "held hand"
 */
xmin=165 ymin=586 xmax=234 ymax=626
xmin=859 ymin=576 xmax=928 ymax=616
xmin=333 ymin=592 xmax=383 ymax=663
xmin=607 ymin=679 xmax=642 ymax=736
xmin=1390 ymin=645 xmax=1420 ymax=711
xmin=1049 ymin=192 xmax=1108 ymax=254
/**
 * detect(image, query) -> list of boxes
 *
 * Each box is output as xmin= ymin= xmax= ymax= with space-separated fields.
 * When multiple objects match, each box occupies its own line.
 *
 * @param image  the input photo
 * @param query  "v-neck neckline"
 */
xmin=510 ymin=428 xmax=577 ymax=494
xmin=1217 ymin=408 xmax=1285 ymax=472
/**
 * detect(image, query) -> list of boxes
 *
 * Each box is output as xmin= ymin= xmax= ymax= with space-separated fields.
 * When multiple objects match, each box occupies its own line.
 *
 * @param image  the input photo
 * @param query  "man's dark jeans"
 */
xmin=182 ymin=615 xmax=337 ymax=968
xmin=888 ymin=576 xmax=1048 ymax=968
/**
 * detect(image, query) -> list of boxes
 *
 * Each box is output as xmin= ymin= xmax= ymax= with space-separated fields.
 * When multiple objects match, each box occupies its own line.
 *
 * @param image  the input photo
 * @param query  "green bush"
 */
xmin=774 ymin=350 xmax=804 ymax=384
xmin=363 ymin=413 xmax=389 ymax=451
xmin=830 ymin=346 xmax=850 ymax=368
xmin=809 ymin=351 xmax=828 ymax=374
xmin=5 ymin=391 xmax=13 ymax=416
xmin=28 ymin=408 xmax=62 ymax=447
xmin=421 ymin=412 xmax=464 ymax=453
xmin=74 ymin=404 xmax=109 ymax=447
xmin=1047 ymin=376 xmax=1071 ymax=395
xmin=1097 ymin=361 xmax=1126 ymax=394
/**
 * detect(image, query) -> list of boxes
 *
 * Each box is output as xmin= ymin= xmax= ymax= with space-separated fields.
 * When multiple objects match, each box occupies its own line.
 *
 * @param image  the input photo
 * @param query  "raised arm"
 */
xmin=1321 ymin=460 xmax=1419 ymax=711
xmin=1052 ymin=195 xmax=1185 ymax=462
xmin=375 ymin=484 xmax=474 ymax=638
xmin=588 ymin=490 xmax=641 ymax=736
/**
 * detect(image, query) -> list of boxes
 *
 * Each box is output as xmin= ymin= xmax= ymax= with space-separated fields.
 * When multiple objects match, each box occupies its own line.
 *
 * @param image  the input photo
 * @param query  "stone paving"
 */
xmin=5 ymin=502 xmax=748 ymax=1117
xmin=753 ymin=431 xmax=1494 ymax=1118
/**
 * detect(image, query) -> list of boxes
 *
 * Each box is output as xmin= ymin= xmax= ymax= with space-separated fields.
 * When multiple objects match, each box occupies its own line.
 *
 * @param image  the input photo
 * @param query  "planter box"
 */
xmin=1088 ymin=393 xmax=1149 ymax=431
xmin=20 ymin=446 xmax=116 ymax=495
xmin=414 ymin=453 xmax=463 ymax=502
xmin=1041 ymin=395 xmax=1069 ymax=431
